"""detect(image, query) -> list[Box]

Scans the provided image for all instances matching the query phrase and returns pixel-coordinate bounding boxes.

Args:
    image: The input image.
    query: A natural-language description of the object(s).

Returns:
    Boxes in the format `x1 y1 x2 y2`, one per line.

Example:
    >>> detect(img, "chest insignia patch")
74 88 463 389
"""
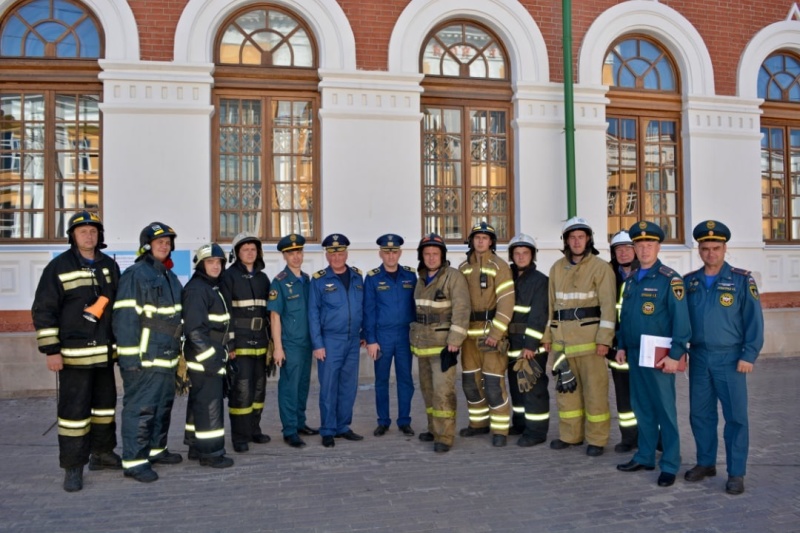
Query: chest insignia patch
720 292 734 307
642 301 655 315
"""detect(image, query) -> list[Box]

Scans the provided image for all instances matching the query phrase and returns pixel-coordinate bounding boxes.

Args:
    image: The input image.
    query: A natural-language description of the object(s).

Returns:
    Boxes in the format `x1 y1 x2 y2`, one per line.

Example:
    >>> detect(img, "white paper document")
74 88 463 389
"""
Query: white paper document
639 334 672 368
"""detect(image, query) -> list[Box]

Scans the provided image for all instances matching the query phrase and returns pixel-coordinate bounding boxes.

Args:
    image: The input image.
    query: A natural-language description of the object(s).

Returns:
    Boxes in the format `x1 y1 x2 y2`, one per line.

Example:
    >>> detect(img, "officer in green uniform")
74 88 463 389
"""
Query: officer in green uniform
268 234 319 448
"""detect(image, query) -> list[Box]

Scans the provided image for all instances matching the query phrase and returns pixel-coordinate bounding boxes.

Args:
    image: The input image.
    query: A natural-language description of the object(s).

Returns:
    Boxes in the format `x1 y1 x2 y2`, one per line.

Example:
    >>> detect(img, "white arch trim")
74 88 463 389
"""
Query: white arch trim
388 0 548 84
174 0 356 70
738 20 800 99
579 0 714 96
0 0 139 60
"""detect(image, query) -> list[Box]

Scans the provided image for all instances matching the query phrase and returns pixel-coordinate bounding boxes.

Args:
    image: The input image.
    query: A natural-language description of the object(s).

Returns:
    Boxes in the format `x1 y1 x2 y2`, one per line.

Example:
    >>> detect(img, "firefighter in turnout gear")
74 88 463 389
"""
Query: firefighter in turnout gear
608 230 640 453
409 234 470 452
458 222 515 447
220 232 271 452
543 217 616 456
183 243 234 468
32 211 121 492
506 233 550 447
113 222 184 483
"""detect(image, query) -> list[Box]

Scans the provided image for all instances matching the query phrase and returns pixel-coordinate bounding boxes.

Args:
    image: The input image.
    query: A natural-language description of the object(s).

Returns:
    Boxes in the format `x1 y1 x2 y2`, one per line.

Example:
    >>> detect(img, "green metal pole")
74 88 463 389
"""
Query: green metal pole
562 0 577 218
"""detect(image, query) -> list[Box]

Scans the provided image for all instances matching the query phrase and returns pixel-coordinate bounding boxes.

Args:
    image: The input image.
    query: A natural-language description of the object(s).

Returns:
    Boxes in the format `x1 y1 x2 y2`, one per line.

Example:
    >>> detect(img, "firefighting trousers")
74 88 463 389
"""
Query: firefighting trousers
185 370 226 458
278 343 313 437
317 335 360 437
629 351 681 474
689 349 749 477
56 365 118 468
374 329 414 428
228 355 267 444
417 355 457 446
554 354 610 446
507 351 550 441
609 363 638 446
120 368 176 471
461 335 511 435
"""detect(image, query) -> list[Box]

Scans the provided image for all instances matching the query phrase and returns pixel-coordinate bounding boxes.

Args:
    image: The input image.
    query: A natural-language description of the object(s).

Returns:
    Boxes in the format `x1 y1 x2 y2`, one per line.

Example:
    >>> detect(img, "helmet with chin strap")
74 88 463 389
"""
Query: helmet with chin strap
67 211 106 249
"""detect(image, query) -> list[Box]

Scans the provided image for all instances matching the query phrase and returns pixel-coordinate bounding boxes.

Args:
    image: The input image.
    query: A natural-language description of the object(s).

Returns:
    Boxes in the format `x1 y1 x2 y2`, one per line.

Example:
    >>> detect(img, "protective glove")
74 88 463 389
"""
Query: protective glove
266 354 277 378
223 358 239 399
513 358 543 393
175 354 190 396
552 354 577 394
440 346 459 372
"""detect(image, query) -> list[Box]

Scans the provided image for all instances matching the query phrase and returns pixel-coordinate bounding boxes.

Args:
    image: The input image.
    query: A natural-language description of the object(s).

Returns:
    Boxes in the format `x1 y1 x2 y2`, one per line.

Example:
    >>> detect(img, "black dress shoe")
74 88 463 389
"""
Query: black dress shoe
726 476 744 495
517 435 546 447
283 434 306 448
684 465 717 482
433 442 450 453
616 460 655 472
418 432 434 442
657 472 676 487
459 426 490 437
233 442 249 453
492 435 507 447
550 439 583 450
298 425 320 436
399 425 415 436
335 430 364 441
322 436 335 448
373 425 389 437
252 433 271 444
614 442 636 453
586 445 604 457
124 466 158 483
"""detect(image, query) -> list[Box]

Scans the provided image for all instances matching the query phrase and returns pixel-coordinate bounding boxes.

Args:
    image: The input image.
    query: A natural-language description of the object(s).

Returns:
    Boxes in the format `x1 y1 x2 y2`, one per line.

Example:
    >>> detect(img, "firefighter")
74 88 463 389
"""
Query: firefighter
457 221 515 447
308 234 365 447
608 230 640 453
220 232 271 452
410 233 470 452
363 234 417 437
542 217 616 457
113 222 184 483
32 211 121 492
506 233 550 447
182 243 234 468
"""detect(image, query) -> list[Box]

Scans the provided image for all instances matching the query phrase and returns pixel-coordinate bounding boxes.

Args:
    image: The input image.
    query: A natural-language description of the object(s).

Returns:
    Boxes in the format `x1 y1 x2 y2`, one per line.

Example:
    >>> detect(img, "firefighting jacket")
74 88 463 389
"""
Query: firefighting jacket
458 251 515 341
508 266 549 354
182 270 232 376
32 247 120 367
220 260 270 356
409 265 470 356
113 254 183 373
542 253 617 357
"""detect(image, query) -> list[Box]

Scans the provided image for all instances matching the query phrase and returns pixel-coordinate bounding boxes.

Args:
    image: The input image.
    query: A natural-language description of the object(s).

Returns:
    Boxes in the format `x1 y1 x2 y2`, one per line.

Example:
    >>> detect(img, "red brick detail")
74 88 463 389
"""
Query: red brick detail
760 292 800 309
128 0 186 61
0 311 34 333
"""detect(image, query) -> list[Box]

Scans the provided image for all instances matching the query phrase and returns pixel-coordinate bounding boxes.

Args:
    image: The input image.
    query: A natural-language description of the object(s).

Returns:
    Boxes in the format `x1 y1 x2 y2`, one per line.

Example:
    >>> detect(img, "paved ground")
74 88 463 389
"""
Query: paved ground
0 356 798 533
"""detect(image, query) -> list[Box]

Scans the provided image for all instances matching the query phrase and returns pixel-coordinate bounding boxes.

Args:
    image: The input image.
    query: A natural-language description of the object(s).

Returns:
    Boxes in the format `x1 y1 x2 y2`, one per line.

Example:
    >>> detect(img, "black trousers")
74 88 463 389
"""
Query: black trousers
610 365 638 446
228 355 267 444
507 351 550 441
185 371 226 458
121 368 175 471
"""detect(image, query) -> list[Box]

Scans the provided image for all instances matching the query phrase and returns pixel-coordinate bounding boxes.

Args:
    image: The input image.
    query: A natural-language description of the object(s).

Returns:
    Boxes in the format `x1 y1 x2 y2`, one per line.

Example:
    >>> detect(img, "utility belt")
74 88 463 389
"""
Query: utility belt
552 306 601 321
141 316 183 339
416 312 451 325
234 317 267 331
469 308 495 322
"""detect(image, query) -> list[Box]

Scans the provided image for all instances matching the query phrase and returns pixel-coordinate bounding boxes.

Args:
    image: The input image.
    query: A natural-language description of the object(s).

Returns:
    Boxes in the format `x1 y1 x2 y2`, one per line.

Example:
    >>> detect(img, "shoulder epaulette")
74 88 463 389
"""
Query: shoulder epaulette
313 269 327 279
368 267 380 276
403 265 416 273
730 266 752 277
275 271 287 281
350 266 362 275
683 268 702 279
658 265 679 278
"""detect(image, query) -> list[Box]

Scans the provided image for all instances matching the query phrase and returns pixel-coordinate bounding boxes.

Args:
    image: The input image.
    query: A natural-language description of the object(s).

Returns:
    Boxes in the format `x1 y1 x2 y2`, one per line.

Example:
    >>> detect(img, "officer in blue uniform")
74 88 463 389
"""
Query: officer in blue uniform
309 234 365 447
615 221 691 488
683 220 764 495
268 234 319 449
363 234 417 437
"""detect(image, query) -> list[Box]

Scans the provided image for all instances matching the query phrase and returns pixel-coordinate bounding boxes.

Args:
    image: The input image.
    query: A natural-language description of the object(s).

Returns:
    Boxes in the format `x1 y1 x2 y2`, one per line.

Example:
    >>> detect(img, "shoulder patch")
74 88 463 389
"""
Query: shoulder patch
313 269 327 279
368 268 380 276
351 266 363 275
275 271 287 280
268 289 278 301
748 277 759 300
403 265 416 273
731 266 752 277
658 265 678 278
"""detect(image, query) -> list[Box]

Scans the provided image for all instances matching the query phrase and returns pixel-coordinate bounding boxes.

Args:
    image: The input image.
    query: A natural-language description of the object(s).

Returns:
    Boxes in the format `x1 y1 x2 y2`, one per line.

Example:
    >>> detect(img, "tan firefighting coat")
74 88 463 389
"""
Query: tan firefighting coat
458 251 515 341
409 265 470 355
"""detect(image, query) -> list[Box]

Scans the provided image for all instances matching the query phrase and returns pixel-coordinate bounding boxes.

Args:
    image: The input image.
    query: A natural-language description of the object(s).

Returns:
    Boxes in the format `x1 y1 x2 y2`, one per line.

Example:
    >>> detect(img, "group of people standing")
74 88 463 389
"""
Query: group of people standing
32 213 763 497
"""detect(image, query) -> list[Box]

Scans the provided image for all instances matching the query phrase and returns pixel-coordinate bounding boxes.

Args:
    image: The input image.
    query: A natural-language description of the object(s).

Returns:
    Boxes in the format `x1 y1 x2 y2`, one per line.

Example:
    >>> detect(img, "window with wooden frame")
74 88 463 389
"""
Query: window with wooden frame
212 5 319 243
604 36 682 243
0 0 102 241
758 51 800 243
420 20 513 243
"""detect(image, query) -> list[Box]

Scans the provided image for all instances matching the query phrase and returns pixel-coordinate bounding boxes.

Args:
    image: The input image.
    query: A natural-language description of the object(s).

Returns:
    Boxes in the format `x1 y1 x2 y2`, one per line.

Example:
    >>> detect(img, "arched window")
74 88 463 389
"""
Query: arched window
0 0 103 241
212 5 319 242
758 52 800 243
604 36 682 242
420 21 512 242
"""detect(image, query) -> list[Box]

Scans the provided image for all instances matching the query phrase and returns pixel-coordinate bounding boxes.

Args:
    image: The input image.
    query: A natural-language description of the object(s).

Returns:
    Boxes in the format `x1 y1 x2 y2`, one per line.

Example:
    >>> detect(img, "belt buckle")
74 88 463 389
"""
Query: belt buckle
251 317 264 330
417 314 428 325
571 308 580 320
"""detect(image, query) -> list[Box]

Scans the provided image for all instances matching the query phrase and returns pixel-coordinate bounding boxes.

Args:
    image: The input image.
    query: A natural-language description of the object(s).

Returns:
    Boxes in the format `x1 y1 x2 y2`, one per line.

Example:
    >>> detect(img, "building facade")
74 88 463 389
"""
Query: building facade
1 0 800 327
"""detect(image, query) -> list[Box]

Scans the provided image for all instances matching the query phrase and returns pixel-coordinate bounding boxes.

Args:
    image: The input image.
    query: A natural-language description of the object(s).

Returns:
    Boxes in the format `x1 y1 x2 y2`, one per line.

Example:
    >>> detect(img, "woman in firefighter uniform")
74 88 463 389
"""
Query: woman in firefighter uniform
458 222 515 447
506 234 550 447
182 243 234 468
410 234 470 453
220 232 271 452
32 211 121 492
113 222 184 483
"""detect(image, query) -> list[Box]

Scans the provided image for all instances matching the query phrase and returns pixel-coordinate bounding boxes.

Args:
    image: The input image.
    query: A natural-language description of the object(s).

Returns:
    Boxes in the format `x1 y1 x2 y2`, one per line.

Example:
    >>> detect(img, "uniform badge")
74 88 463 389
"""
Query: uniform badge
642 302 655 315
324 283 336 292
706 221 716 229
268 289 278 301
749 279 759 300
670 278 684 300
720 293 734 307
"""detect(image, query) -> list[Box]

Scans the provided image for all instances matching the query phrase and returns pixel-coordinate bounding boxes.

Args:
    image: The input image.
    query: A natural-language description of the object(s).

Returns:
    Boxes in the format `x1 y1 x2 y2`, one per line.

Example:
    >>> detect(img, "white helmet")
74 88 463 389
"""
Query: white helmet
610 230 634 249
508 233 537 262
561 216 593 238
